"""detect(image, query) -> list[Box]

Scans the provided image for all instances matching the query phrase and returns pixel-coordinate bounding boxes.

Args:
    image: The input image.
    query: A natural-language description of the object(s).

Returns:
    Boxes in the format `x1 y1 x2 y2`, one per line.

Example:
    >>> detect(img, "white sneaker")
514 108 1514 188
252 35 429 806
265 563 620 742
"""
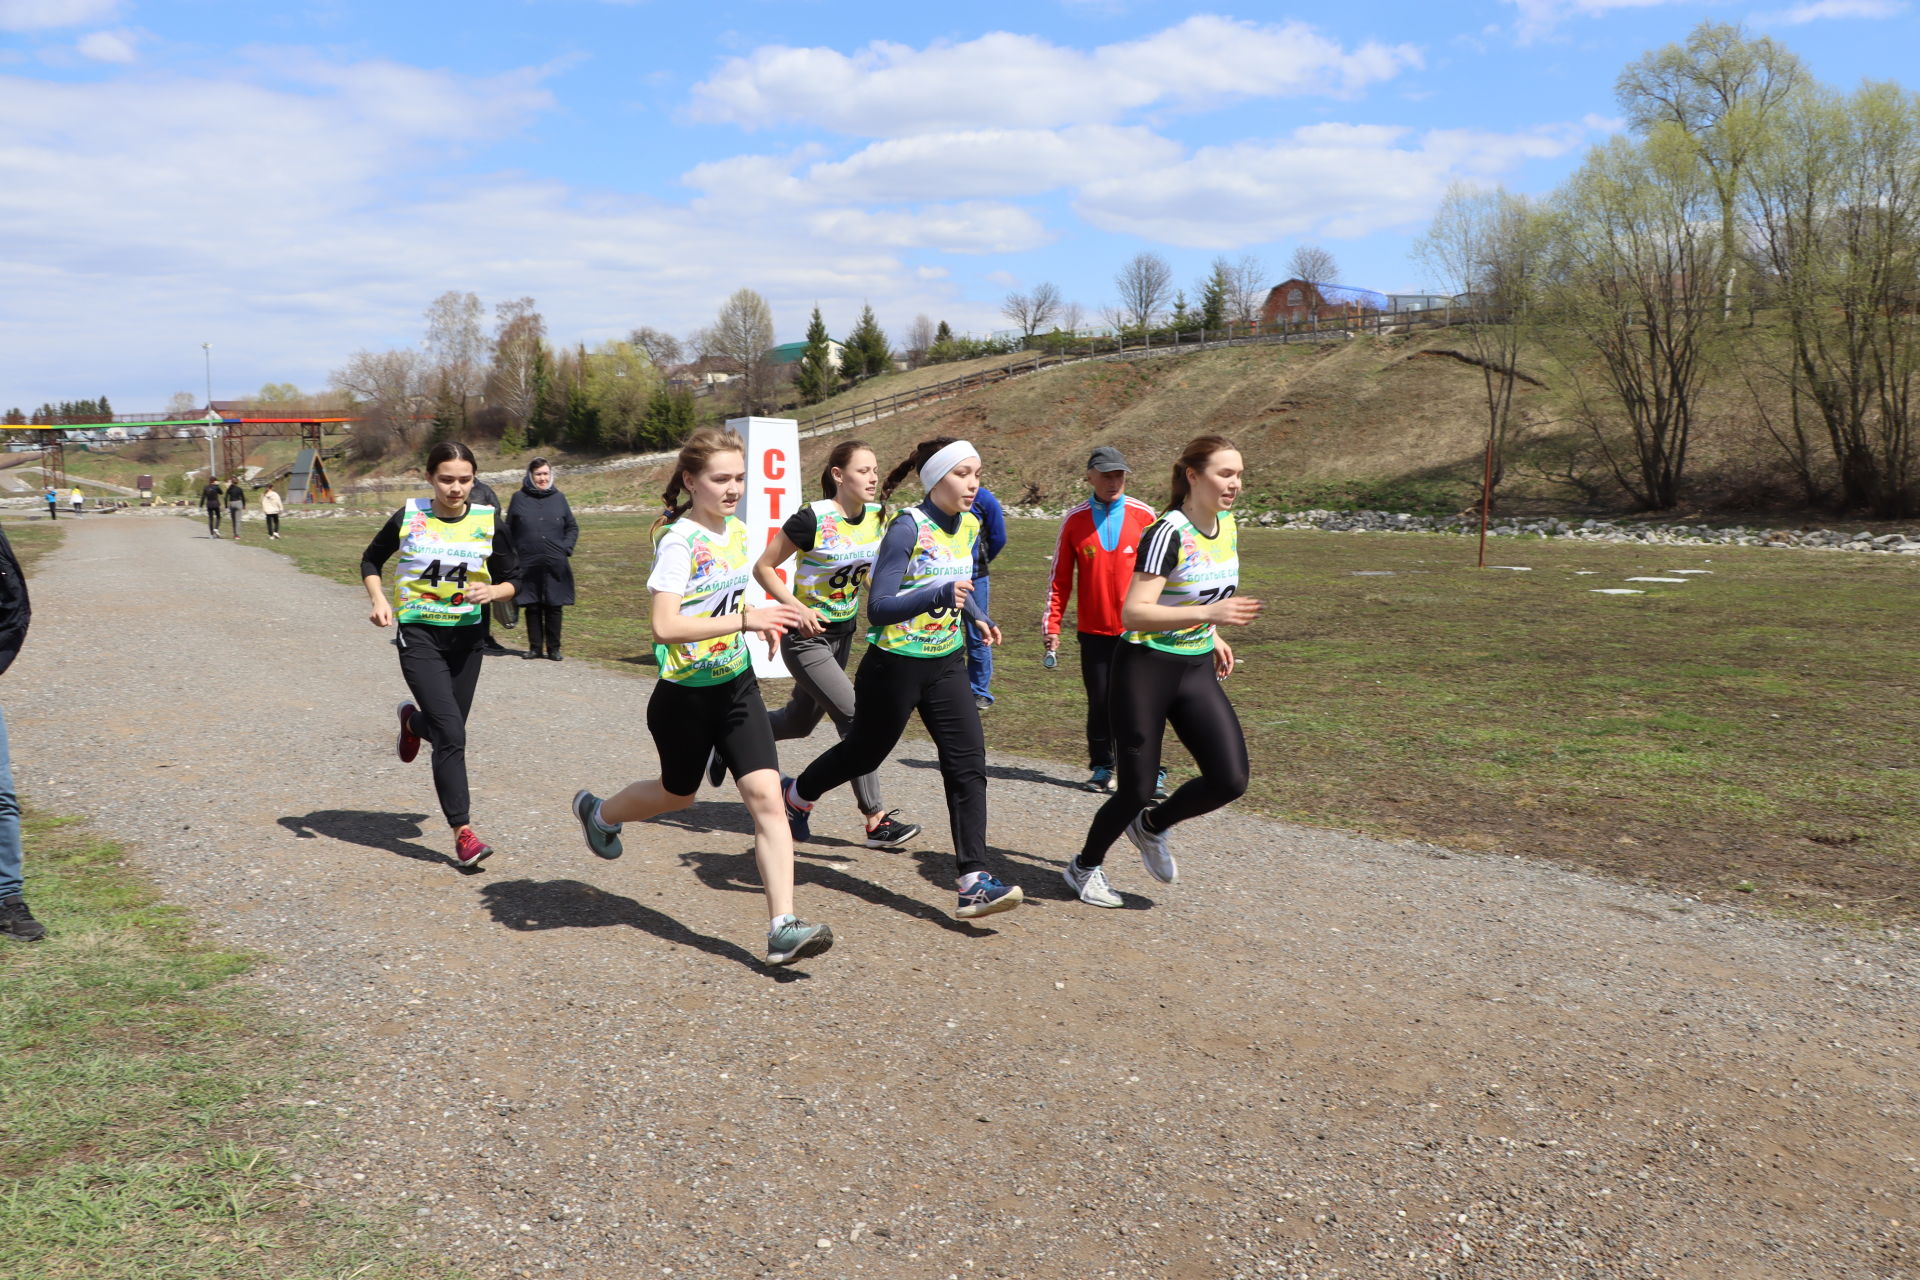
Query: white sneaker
1062 860 1123 908
1125 810 1178 884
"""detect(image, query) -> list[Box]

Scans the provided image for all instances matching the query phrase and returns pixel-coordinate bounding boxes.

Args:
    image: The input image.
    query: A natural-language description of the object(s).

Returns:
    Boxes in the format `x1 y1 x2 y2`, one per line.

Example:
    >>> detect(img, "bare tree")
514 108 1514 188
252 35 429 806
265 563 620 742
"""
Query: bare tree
1223 254 1267 326
1001 282 1062 337
1287 244 1339 283
905 314 937 367
1114 252 1173 331
331 348 425 460
1057 300 1086 335
423 291 488 427
629 326 684 367
487 298 546 439
706 287 777 414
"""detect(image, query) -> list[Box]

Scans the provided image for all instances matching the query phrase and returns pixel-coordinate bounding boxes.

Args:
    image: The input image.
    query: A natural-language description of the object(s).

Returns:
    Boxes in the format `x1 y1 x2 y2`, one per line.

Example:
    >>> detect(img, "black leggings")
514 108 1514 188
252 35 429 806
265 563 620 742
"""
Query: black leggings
397 623 485 828
1078 630 1122 769
796 646 989 876
1078 643 1249 866
524 604 564 656
265 514 280 536
206 507 221 535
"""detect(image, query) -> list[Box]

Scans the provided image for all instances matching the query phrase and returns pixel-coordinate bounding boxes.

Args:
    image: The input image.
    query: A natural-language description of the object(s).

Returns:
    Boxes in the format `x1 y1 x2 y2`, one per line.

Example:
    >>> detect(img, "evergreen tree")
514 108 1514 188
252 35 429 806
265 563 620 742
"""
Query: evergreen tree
1199 263 1229 330
98 396 113 421
845 304 892 379
641 385 697 448
529 341 557 446
565 373 600 450
794 306 839 405
2 409 22 426
935 320 953 343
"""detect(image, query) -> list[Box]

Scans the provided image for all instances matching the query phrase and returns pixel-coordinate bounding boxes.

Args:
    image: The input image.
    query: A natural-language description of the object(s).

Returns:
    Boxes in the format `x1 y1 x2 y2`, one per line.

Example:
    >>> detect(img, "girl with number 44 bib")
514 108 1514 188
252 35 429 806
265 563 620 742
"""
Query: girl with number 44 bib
1065 436 1262 909
361 441 520 869
569 427 834 969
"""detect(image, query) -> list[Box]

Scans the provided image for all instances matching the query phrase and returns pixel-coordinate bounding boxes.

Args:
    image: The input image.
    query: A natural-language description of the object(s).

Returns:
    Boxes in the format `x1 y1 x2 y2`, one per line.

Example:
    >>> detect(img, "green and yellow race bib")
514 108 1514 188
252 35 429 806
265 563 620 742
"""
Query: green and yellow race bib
793 500 882 624
1124 510 1238 657
868 508 978 659
395 499 494 626
653 516 752 686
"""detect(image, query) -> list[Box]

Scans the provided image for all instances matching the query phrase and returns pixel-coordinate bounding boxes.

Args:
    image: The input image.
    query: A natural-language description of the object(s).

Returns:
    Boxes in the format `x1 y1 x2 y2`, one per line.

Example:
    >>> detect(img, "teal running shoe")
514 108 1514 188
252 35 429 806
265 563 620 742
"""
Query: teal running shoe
572 789 623 860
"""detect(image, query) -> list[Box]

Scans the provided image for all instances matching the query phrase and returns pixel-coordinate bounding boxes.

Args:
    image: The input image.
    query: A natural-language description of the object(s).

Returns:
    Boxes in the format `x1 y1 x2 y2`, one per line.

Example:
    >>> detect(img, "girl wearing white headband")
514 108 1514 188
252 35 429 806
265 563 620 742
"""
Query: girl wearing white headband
781 436 1025 920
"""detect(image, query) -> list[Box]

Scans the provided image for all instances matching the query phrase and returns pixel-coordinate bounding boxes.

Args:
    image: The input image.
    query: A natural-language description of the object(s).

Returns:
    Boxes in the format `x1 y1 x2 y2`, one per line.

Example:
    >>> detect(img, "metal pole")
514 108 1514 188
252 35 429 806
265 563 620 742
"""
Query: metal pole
202 343 216 477
1477 431 1494 569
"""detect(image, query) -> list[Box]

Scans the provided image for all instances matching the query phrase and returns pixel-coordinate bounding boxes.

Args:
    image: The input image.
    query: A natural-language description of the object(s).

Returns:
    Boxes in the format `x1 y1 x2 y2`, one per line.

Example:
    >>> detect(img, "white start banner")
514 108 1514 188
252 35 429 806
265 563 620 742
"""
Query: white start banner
729 415 800 679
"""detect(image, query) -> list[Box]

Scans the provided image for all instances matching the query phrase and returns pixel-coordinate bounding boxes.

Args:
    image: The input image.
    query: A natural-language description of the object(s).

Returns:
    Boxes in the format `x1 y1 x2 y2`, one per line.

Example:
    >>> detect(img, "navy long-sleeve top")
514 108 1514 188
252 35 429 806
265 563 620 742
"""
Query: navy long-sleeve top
971 486 1007 578
867 500 994 631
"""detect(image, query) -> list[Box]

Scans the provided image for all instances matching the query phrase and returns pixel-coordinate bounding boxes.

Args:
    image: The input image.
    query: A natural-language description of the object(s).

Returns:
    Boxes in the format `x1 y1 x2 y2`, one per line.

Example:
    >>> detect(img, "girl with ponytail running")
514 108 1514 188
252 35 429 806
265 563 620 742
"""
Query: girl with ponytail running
1064 435 1263 908
750 440 923 851
568 427 834 968
780 437 1024 921
361 441 520 869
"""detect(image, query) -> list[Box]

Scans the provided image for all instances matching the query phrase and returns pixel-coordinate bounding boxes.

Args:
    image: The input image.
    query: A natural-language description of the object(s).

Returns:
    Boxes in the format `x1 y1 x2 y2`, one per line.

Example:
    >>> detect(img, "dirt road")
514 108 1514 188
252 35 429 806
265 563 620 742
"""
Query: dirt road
12 516 1919 1279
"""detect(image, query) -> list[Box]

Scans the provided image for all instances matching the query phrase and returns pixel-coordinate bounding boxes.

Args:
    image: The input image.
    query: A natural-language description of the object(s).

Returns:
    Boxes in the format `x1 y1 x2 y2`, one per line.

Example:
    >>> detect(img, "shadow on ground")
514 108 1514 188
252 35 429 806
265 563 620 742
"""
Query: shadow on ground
676 845 1004 936
277 809 477 873
476 878 810 979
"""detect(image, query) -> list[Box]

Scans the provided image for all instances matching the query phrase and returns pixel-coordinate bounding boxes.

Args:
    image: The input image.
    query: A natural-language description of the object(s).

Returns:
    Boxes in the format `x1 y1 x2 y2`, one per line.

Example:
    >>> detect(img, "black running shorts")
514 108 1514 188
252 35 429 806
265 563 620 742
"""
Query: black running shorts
647 669 779 796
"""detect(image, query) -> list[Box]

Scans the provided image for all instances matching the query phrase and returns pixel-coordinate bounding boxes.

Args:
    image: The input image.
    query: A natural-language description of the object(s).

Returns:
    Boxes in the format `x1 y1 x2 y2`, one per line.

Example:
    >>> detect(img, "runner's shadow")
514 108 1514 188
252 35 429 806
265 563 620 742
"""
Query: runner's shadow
900 841 1157 911
677 847 1000 936
653 800 864 849
277 809 473 873
476 878 807 979
897 757 1088 792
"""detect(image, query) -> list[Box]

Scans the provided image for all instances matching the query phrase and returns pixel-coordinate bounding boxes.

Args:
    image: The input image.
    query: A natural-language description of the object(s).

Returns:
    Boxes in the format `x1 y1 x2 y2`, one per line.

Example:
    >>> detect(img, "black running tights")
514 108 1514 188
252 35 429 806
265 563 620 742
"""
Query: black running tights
1078 642 1249 866
796 646 988 876
397 623 485 828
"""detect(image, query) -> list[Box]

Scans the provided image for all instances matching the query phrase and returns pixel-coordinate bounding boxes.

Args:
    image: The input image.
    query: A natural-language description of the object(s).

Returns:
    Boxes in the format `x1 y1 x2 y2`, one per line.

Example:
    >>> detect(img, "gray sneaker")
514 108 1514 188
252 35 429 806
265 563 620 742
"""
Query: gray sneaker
767 918 834 966
1124 810 1178 884
1062 860 1124 908
572 789 623 860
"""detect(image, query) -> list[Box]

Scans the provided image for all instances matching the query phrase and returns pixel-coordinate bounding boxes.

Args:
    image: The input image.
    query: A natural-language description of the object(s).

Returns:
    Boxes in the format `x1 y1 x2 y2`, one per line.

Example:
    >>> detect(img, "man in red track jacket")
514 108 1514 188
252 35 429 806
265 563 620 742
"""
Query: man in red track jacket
1043 446 1158 792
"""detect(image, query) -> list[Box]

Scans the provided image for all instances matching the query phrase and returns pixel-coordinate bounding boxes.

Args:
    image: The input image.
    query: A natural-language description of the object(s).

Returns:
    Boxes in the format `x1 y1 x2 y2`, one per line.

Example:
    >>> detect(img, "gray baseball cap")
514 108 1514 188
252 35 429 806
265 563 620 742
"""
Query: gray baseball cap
1087 446 1131 473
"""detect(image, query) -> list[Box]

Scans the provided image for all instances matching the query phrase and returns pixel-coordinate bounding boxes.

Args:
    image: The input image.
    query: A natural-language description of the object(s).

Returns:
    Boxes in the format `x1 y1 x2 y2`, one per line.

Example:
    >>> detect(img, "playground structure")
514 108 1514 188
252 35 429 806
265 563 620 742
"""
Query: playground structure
11 414 351 503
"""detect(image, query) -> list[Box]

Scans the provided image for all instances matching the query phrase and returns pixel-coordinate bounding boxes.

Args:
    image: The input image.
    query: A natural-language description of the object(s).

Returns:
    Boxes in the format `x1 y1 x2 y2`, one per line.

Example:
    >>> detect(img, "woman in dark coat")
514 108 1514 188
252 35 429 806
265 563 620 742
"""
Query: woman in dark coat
504 458 579 660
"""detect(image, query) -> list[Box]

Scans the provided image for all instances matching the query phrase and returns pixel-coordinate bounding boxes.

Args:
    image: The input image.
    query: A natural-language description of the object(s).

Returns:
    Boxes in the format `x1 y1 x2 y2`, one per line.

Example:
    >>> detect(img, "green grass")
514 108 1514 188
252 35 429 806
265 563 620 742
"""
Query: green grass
0 812 467 1280
270 512 1920 925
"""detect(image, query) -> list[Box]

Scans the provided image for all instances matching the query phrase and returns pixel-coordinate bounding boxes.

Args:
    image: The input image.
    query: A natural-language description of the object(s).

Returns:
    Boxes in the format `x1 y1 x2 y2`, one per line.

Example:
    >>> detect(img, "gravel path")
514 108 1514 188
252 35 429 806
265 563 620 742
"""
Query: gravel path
13 518 1920 1279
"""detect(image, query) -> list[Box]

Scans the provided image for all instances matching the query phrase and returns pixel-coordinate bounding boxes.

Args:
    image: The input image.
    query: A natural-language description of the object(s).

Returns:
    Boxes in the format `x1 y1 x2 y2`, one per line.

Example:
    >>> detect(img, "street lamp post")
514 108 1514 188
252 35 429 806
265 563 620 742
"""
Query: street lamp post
201 343 216 476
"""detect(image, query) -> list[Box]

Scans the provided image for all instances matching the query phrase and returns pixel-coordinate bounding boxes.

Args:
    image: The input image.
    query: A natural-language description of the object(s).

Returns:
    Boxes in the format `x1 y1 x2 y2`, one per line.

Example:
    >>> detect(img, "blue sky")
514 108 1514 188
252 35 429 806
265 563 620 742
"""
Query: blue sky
2 0 1915 409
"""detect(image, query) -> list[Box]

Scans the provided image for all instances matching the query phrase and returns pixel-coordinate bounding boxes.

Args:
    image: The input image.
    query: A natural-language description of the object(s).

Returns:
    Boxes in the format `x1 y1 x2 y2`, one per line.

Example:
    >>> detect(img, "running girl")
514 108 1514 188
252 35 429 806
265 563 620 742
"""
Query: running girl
781 437 1024 921
569 427 833 968
750 440 923 851
360 441 519 869
1064 435 1262 908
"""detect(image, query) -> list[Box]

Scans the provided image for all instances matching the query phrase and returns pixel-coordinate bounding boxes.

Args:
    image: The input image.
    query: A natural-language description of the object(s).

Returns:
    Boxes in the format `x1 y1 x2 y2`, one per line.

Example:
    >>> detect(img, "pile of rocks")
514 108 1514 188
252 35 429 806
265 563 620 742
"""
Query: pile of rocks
996 504 1920 554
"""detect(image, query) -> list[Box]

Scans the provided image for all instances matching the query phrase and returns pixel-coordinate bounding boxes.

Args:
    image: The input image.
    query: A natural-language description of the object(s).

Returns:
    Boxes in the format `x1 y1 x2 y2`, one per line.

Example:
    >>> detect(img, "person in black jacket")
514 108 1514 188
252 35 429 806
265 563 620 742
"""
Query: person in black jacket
201 479 224 537
224 478 246 540
0 525 41 940
503 458 579 660
469 475 513 657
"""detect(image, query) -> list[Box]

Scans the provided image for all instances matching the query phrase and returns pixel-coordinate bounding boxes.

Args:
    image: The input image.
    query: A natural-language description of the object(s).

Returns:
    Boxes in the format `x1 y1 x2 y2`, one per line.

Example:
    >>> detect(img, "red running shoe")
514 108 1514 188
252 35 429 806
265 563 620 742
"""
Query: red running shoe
395 701 421 764
453 827 492 868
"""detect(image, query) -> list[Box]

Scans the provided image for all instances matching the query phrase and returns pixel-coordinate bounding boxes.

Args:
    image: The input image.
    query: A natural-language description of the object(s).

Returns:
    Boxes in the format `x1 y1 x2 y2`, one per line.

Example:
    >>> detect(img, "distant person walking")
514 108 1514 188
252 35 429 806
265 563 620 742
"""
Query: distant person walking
964 482 1007 709
261 485 284 539
1065 435 1261 909
0 522 41 941
360 441 519 868
1043 446 1158 794
69 487 83 516
42 485 57 521
503 458 578 661
200 479 224 537
224 479 245 539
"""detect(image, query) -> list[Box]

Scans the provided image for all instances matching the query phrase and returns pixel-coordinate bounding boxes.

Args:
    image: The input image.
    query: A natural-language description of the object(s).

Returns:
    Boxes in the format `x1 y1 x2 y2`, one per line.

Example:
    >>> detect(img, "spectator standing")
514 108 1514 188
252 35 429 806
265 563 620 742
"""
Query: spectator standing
69 487 83 516
1044 446 1158 793
261 485 284 538
200 478 224 537
0 522 41 940
223 478 245 539
43 485 57 521
964 483 1007 709
503 458 578 661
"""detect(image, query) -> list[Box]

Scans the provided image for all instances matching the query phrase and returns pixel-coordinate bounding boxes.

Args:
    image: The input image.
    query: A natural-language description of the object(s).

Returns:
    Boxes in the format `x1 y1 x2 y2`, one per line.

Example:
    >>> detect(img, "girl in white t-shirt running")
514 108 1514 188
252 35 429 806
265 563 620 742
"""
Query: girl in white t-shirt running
568 427 833 968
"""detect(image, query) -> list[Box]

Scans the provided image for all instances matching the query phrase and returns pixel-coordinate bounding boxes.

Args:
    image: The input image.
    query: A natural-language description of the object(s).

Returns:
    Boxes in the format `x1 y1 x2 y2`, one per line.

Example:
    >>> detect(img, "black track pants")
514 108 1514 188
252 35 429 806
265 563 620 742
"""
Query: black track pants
525 604 563 657
796 646 988 876
1078 643 1249 867
1078 630 1122 769
397 623 486 828
205 507 220 535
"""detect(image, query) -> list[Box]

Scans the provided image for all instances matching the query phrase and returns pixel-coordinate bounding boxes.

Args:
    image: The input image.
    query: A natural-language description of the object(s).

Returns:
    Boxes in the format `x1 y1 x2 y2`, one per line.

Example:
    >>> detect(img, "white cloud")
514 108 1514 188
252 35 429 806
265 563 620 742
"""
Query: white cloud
74 26 136 62
807 203 1052 254
0 0 119 31
1075 120 1596 248
1757 0 1907 23
688 16 1420 136
1503 0 1688 43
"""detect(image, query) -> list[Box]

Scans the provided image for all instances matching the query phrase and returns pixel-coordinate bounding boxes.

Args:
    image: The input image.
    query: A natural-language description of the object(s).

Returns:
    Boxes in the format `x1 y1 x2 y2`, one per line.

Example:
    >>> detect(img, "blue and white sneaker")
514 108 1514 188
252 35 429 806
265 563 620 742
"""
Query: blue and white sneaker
1152 768 1170 800
956 873 1024 920
781 777 812 844
766 917 834 967
1084 766 1113 793
572 789 623 861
